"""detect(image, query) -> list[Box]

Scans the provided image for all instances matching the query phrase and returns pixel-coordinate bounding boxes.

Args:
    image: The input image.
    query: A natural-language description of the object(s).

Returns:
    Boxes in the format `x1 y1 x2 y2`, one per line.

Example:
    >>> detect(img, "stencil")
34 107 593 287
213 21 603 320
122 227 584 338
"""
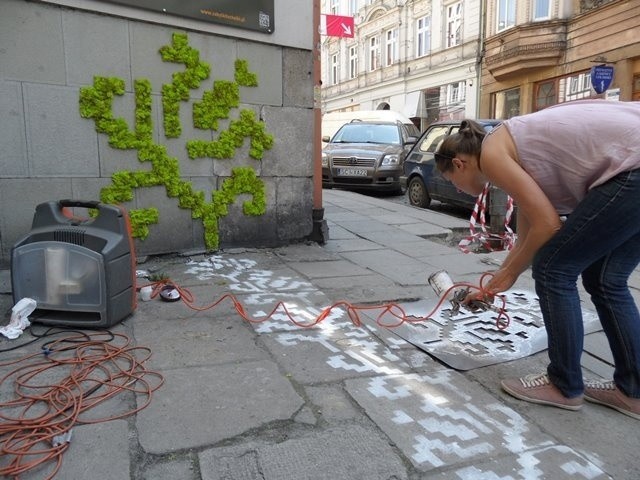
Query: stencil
384 290 602 370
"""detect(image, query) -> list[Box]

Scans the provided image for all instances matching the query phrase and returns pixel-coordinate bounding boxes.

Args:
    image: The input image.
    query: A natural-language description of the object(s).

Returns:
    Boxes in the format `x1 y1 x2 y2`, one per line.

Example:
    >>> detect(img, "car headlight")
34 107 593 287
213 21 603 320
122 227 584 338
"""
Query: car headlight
321 152 329 167
380 154 400 168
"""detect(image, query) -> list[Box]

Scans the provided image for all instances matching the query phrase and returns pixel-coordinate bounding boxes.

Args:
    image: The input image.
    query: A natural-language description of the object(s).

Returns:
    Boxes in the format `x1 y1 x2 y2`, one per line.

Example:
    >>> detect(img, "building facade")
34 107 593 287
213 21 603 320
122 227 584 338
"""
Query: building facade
481 0 640 118
0 0 315 267
321 0 485 130
322 0 640 126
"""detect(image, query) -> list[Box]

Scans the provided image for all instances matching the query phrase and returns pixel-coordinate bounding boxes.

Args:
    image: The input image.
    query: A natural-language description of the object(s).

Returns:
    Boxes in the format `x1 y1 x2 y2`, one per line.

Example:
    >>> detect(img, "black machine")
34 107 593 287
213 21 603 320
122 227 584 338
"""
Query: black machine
11 200 136 328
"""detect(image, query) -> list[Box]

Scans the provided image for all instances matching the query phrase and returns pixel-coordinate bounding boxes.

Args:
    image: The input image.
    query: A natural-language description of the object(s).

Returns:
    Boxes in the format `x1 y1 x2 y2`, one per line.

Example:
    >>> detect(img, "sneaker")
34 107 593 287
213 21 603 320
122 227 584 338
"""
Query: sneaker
584 380 640 420
501 373 583 411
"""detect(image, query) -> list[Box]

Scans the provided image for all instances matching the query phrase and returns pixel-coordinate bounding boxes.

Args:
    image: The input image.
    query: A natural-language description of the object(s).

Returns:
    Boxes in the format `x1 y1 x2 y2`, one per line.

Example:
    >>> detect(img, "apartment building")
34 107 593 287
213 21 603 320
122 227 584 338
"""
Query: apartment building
321 0 484 130
322 0 640 127
481 0 640 118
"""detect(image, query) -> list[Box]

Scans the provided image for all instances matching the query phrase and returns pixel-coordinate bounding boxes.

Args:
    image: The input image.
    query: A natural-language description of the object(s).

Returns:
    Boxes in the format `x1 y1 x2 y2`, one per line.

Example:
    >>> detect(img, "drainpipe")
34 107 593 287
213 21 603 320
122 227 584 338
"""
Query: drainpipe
475 0 486 118
310 0 329 243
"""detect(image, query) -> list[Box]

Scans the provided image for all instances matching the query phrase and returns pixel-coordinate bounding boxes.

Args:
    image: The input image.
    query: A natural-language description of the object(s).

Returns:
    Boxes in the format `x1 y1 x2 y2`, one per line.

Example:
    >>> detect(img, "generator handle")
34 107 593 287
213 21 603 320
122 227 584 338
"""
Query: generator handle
58 199 101 209
30 199 126 232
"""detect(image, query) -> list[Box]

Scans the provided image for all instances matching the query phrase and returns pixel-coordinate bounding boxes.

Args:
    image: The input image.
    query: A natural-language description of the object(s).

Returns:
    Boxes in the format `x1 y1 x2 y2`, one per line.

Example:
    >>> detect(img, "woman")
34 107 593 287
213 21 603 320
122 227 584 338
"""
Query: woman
435 99 640 419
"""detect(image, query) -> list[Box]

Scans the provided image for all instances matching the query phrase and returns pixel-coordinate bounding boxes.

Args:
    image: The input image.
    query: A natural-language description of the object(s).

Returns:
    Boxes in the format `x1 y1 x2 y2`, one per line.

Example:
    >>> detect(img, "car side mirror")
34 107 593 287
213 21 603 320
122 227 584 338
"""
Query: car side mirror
322 135 331 143
404 136 418 145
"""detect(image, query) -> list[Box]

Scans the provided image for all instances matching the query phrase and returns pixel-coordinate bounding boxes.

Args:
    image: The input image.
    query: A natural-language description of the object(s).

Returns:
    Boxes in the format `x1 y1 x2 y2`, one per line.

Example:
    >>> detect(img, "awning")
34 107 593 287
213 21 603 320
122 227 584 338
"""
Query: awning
402 91 423 118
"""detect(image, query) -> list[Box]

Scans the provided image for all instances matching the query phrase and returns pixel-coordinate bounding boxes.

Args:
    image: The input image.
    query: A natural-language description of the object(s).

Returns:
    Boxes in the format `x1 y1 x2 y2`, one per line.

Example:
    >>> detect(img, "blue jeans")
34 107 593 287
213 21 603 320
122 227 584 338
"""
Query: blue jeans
532 169 640 399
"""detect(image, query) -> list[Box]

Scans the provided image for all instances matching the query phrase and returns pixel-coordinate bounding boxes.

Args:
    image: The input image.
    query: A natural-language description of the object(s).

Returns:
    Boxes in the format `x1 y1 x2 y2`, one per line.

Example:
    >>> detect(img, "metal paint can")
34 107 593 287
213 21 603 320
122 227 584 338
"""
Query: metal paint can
428 270 455 298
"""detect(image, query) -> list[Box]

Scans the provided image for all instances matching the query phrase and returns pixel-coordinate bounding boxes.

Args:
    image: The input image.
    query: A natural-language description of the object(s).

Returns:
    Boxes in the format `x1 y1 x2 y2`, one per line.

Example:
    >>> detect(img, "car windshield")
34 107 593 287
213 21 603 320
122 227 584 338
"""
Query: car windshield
332 124 400 145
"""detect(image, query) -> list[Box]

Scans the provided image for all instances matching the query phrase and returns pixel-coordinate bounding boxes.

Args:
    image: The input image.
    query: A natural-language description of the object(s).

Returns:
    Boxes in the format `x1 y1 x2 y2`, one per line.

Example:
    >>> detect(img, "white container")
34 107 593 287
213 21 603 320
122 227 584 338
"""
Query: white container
140 286 153 302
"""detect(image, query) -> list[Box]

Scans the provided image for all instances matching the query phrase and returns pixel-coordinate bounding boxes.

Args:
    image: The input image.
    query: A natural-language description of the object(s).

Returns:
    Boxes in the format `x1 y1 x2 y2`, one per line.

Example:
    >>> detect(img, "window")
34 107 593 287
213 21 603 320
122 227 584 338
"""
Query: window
349 45 358 79
493 88 520 119
497 0 516 32
330 0 339 15
533 0 550 20
331 53 339 85
564 72 592 101
416 16 431 57
447 81 465 104
349 0 358 16
535 80 556 111
446 2 462 48
368 36 380 71
333 123 401 145
418 126 451 153
385 29 398 66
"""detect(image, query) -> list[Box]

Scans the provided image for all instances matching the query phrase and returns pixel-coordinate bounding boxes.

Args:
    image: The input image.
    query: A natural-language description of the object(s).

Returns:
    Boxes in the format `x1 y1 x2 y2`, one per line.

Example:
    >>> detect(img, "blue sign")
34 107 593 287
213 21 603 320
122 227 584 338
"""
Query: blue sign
591 65 614 94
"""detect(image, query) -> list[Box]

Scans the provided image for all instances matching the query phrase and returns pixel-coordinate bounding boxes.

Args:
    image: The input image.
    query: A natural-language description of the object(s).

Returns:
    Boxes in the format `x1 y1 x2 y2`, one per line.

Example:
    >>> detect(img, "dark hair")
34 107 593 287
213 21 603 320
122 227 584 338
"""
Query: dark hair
434 119 487 172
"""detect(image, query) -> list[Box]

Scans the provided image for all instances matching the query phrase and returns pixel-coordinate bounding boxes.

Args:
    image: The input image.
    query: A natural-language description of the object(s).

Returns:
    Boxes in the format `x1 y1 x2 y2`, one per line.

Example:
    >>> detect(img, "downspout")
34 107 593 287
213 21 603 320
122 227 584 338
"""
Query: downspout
310 0 329 243
476 0 487 117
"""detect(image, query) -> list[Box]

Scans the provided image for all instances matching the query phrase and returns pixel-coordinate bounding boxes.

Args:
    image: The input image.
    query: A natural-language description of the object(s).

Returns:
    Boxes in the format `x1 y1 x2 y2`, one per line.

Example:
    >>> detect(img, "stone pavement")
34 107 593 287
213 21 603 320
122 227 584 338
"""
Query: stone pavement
1 188 639 479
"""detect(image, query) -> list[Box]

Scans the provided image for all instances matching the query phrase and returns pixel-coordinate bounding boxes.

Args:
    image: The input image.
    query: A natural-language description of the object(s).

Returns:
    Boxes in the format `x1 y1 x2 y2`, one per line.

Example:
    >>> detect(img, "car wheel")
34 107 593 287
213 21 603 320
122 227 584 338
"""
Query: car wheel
407 177 431 208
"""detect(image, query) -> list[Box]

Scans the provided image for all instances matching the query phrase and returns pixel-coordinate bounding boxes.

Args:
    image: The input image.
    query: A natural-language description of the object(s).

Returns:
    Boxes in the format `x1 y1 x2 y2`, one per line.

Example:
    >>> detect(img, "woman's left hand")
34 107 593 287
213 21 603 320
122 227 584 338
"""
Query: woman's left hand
484 268 518 295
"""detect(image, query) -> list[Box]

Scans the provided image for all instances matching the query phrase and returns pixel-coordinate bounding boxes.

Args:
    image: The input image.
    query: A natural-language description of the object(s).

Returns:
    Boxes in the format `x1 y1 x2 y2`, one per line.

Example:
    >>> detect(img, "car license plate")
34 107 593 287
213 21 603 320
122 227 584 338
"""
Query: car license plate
337 168 367 176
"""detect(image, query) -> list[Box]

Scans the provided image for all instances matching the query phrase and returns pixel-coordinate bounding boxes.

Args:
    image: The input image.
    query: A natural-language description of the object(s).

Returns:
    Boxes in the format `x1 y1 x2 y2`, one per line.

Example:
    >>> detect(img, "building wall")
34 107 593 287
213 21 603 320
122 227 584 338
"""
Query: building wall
480 0 640 117
320 0 484 130
0 0 314 267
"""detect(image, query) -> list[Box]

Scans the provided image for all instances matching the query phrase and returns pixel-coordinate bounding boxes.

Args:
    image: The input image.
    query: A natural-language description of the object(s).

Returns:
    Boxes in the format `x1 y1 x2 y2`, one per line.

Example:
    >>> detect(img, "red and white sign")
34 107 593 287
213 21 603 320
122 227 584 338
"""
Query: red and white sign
320 14 354 38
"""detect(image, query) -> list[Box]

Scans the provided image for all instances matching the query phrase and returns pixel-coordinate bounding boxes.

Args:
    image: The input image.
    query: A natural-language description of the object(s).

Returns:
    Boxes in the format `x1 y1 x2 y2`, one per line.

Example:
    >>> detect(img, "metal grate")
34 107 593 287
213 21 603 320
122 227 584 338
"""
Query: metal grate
333 157 376 167
53 228 86 246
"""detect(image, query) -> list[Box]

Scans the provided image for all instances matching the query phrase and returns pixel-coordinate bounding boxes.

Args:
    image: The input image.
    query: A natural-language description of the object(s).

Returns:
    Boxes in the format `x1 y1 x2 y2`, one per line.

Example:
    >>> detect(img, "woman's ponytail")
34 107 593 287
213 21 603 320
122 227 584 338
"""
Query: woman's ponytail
435 119 486 172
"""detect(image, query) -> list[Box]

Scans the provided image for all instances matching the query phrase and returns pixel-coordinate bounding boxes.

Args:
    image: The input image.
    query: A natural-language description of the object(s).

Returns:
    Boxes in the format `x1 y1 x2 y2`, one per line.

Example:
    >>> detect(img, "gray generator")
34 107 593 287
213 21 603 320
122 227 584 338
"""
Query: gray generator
11 200 136 328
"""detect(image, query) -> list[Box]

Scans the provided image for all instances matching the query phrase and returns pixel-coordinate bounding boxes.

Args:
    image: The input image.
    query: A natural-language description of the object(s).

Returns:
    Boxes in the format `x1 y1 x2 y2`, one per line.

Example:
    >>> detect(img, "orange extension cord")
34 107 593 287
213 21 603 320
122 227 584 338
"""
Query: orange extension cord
140 271 511 330
0 273 508 479
0 331 164 479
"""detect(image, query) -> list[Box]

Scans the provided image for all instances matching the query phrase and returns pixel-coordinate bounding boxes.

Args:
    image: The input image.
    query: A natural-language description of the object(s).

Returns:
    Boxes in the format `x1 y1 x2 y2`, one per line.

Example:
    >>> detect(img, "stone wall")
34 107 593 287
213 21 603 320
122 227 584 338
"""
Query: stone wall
0 0 314 267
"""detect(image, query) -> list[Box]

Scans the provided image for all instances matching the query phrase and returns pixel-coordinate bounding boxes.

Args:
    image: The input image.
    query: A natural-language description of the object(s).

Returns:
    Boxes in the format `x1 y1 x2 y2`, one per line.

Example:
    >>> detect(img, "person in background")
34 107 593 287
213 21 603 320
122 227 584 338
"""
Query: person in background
434 100 640 419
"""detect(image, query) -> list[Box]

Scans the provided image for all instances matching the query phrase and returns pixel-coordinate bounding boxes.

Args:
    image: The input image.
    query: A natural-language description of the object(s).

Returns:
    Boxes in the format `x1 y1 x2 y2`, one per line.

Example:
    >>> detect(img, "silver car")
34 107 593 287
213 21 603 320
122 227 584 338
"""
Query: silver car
322 120 419 194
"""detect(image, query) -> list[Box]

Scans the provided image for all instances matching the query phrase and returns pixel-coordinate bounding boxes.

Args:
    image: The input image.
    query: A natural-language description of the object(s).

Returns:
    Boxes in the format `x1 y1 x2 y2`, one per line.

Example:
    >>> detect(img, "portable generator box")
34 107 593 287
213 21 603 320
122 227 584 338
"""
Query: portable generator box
11 200 136 328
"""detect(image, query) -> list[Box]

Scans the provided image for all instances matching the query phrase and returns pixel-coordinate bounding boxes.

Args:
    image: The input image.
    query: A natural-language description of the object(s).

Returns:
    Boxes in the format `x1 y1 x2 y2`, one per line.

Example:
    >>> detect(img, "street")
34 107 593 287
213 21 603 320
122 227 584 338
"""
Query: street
339 188 475 221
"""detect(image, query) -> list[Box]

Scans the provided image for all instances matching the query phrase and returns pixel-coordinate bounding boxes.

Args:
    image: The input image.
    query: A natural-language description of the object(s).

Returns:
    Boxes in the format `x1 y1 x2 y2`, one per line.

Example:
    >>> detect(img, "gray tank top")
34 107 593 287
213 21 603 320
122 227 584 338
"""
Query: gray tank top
500 100 640 214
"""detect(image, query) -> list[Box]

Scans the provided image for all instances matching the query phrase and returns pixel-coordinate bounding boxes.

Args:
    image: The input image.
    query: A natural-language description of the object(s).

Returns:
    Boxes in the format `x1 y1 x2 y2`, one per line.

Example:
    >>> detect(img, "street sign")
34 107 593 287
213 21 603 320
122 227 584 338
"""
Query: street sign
101 0 274 34
320 14 355 38
591 64 614 94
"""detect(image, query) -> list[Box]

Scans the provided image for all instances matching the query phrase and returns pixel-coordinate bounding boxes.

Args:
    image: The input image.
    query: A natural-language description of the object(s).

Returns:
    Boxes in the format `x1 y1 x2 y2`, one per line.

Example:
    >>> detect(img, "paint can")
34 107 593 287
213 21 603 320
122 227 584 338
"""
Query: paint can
428 270 455 298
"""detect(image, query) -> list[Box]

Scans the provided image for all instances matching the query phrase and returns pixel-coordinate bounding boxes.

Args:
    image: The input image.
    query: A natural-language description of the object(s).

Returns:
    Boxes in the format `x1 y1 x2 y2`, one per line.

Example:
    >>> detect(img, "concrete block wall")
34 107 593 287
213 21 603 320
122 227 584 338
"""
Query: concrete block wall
0 0 314 267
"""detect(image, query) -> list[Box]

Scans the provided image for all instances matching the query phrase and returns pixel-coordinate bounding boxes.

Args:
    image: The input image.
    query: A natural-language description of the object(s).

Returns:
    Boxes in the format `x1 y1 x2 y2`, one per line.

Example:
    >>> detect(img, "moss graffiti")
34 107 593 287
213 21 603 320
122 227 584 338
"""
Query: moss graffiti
79 32 273 249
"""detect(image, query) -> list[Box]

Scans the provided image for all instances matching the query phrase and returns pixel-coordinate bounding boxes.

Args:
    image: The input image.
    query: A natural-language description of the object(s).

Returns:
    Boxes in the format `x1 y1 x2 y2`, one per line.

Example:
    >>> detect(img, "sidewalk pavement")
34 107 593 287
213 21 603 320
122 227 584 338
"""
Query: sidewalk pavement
1 188 638 480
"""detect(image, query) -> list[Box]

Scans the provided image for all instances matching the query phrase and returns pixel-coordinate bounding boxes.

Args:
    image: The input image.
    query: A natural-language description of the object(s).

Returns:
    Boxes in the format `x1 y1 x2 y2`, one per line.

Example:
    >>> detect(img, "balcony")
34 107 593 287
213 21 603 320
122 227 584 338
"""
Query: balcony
484 20 567 80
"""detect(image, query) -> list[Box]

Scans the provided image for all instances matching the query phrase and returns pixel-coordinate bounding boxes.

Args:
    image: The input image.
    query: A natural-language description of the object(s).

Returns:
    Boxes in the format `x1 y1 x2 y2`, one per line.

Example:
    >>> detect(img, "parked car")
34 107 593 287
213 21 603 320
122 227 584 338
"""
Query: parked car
321 110 418 144
401 119 502 209
322 120 420 194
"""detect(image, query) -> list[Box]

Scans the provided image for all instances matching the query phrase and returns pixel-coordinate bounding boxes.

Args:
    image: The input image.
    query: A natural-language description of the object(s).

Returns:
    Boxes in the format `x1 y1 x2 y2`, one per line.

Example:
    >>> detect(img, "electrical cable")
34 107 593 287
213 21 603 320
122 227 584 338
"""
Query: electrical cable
0 331 164 480
137 271 510 331
0 273 507 478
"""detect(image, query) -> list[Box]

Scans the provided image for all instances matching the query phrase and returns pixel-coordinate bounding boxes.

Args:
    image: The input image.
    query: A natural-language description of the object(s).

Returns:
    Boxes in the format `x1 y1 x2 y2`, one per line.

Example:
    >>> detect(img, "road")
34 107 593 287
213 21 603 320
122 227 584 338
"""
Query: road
349 189 474 221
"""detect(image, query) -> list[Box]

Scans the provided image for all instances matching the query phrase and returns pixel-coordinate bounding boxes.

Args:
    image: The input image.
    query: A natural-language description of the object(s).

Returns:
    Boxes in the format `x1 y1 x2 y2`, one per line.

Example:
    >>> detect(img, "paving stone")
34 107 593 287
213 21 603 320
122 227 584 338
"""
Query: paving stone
136 361 303 454
198 425 408 480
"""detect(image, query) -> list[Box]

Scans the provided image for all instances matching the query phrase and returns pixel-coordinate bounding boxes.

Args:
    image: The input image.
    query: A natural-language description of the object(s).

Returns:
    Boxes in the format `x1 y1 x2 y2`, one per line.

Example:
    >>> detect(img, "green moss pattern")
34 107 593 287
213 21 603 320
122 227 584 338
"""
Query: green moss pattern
79 32 273 250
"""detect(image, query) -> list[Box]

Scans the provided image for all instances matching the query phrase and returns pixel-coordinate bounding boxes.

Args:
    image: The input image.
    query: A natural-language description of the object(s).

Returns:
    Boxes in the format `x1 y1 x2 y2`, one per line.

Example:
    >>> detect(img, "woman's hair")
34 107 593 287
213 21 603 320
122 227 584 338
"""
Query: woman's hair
434 119 486 172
